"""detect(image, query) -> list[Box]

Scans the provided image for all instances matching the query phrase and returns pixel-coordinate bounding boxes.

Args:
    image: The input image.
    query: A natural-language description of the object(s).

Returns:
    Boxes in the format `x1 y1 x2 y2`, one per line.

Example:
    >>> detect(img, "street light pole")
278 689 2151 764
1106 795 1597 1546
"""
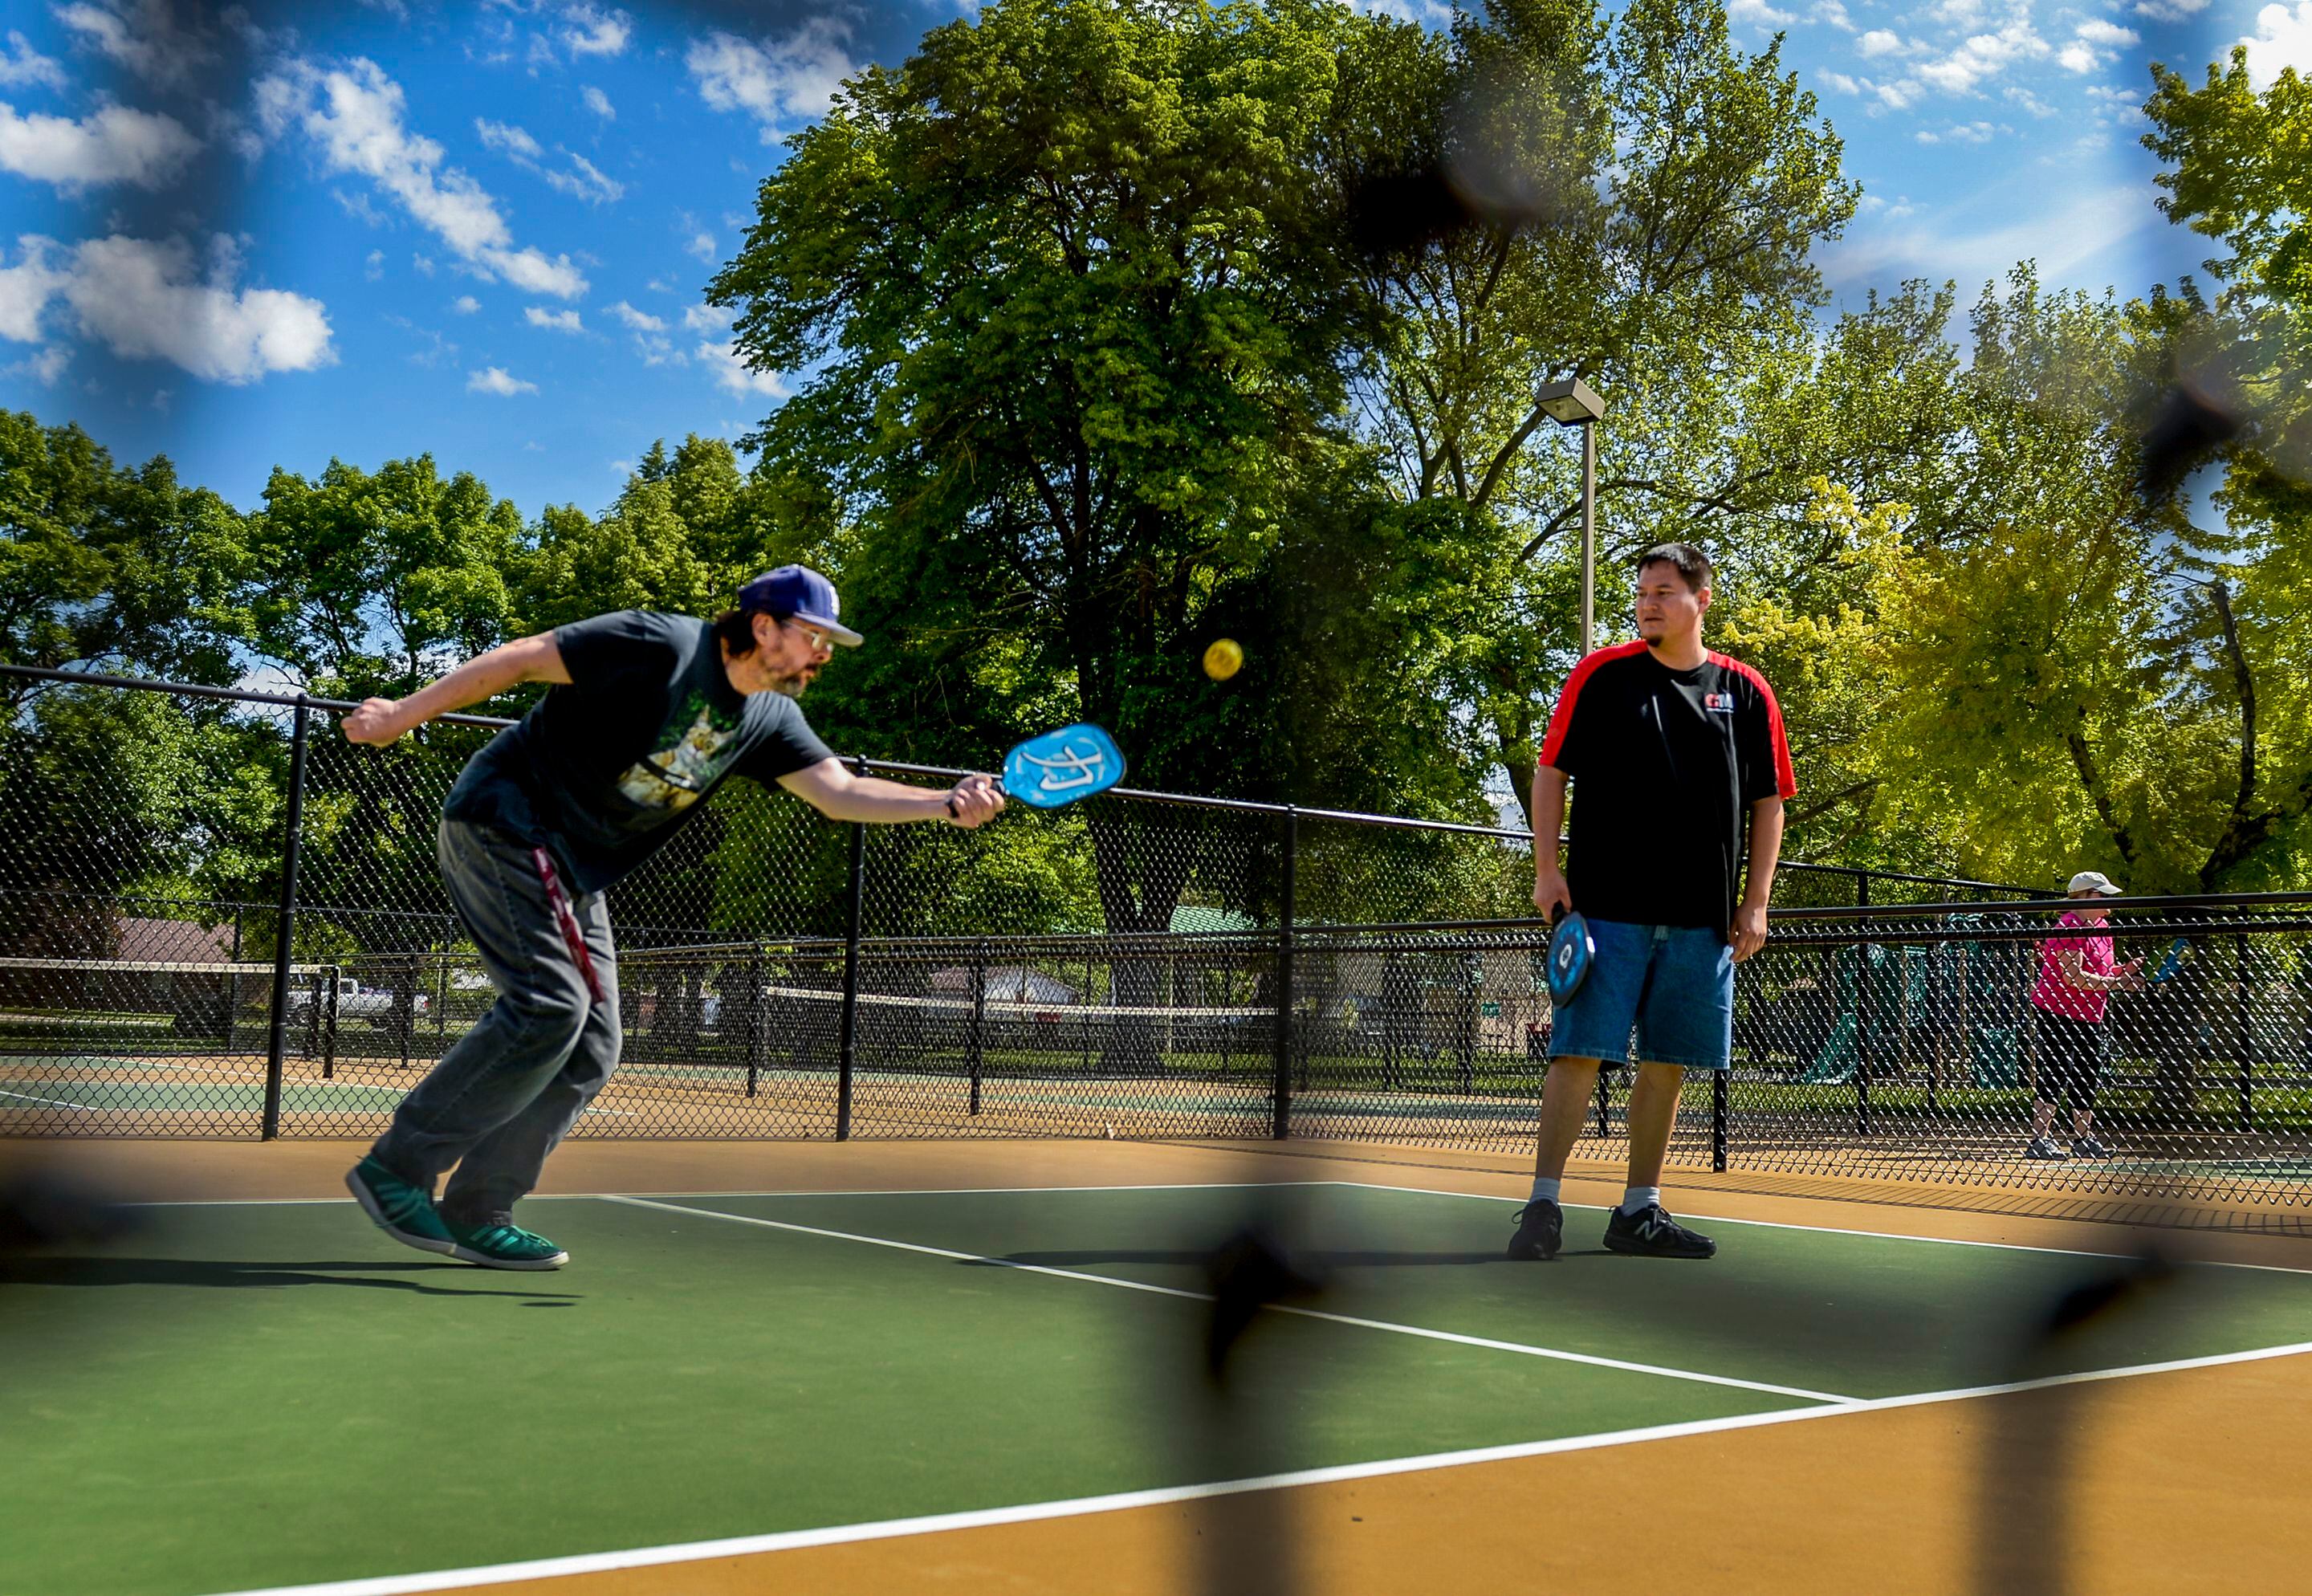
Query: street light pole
1581 413 1596 656
1537 377 1606 658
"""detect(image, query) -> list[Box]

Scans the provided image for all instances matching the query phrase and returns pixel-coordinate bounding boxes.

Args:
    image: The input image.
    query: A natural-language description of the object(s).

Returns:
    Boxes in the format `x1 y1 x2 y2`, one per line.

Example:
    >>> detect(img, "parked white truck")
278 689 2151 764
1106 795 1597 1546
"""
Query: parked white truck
284 977 429 1025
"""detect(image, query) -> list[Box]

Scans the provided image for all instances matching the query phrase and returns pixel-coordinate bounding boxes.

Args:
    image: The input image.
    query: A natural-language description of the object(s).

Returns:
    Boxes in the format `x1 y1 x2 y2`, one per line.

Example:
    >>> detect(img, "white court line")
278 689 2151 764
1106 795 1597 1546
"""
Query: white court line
1321 1179 2312 1276
602 1194 1852 1404
127 1181 1329 1210
204 1334 2312 1596
0 1086 101 1110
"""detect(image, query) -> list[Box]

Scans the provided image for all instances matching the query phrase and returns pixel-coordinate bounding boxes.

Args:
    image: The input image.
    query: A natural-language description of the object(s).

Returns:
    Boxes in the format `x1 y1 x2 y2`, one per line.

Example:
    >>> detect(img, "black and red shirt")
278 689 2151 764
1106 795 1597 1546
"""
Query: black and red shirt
1540 641 1797 934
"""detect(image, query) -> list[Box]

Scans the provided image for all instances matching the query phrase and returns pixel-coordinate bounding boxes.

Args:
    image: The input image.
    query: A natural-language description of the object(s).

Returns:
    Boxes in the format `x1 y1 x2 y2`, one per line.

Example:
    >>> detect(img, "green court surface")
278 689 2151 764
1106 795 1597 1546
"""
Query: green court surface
5 1181 2310 1596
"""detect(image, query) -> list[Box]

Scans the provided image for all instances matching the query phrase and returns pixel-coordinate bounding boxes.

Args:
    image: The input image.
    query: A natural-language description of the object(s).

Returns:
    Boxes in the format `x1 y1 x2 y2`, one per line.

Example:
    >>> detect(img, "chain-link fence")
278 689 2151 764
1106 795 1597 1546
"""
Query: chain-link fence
3 666 2304 1222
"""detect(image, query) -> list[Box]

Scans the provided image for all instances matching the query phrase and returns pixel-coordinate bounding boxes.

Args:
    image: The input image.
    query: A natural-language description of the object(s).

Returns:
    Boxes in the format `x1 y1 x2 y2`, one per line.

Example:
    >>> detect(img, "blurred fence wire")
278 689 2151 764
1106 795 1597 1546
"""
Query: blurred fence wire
2 666 2306 1228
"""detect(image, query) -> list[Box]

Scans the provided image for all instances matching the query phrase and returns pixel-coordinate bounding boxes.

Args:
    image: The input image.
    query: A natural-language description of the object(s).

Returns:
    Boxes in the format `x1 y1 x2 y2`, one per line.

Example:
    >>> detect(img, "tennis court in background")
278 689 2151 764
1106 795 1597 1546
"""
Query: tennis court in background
7 1154 2312 1596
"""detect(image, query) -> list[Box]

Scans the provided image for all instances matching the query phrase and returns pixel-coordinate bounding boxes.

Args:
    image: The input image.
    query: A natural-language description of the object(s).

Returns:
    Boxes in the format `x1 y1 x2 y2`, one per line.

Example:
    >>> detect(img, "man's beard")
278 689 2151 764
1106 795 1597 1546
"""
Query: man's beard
769 667 815 699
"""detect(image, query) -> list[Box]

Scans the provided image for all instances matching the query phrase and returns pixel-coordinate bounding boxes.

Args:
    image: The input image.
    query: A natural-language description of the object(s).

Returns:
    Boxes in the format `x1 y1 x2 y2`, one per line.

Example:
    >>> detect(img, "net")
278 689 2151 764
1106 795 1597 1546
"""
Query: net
0 959 338 1057
676 981 1276 1079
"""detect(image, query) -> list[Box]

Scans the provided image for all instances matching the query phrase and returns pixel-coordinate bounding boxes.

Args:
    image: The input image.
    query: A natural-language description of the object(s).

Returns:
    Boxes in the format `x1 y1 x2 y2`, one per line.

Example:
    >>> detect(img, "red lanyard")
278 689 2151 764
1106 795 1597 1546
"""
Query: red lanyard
531 847 608 1005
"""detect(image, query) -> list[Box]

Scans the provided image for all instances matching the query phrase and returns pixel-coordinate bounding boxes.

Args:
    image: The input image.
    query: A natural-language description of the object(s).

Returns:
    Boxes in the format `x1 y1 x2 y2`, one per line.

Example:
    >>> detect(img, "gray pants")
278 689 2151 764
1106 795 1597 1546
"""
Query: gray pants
371 819 620 1224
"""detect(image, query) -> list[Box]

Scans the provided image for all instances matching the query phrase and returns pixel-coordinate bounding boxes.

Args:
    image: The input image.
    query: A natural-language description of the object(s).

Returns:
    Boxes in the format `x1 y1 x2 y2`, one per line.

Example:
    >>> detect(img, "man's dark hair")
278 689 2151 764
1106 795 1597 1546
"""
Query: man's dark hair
1635 542 1712 593
714 607 782 657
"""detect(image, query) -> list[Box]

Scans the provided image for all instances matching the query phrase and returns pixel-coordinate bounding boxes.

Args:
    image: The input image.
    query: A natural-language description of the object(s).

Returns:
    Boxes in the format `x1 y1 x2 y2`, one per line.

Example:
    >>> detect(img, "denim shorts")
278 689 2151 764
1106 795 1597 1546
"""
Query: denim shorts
1547 919 1734 1071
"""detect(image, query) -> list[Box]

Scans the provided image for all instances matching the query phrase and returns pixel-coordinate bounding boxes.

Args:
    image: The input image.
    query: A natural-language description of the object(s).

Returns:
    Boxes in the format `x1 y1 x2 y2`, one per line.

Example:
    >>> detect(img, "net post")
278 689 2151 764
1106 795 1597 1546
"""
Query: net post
1593 1062 1610 1138
968 939 986 1117
1272 804 1296 1140
835 795 865 1141
1712 1066 1729 1171
321 967 339 1081
261 696 311 1140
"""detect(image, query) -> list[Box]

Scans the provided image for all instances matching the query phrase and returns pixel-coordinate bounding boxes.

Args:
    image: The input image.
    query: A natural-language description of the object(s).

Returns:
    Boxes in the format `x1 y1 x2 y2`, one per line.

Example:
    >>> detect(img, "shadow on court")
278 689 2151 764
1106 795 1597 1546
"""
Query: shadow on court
2 1254 582 1298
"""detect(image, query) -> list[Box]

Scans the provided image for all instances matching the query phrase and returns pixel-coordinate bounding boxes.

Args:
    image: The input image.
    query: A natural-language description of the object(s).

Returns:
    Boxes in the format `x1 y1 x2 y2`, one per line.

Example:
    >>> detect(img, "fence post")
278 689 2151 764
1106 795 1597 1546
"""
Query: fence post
1853 873 1873 1137
2237 933 2253 1129
1272 805 1296 1140
260 698 311 1140
835 799 865 1141
968 939 986 1117
1712 1067 1729 1171
745 947 765 1099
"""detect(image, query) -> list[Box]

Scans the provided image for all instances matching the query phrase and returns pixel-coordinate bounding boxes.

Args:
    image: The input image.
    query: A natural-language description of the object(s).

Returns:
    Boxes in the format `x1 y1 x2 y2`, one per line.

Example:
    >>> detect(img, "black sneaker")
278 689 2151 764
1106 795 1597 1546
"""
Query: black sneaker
1505 1199 1563 1260
2025 1137 2068 1161
1602 1203 1716 1259
2072 1137 2108 1159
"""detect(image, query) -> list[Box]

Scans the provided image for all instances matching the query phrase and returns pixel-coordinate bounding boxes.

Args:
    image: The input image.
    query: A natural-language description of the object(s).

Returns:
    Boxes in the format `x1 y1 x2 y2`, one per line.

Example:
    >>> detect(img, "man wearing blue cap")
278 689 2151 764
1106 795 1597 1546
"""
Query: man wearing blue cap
336 567 1003 1269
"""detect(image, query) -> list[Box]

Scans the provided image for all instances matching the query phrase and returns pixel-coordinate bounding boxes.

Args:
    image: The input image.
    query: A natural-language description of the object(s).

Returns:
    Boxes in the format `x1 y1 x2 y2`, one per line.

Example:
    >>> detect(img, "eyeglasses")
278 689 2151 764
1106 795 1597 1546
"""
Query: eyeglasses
783 620 832 653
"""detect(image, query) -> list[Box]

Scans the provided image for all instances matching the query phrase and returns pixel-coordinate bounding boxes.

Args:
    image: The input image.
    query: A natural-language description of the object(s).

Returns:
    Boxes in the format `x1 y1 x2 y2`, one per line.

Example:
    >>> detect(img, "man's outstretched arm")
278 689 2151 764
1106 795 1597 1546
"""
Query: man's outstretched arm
342 633 572 746
779 759 1004 830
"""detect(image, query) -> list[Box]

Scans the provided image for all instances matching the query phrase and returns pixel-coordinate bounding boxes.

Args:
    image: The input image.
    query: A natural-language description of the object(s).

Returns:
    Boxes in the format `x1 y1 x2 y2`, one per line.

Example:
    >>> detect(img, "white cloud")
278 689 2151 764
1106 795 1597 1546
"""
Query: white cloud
0 100 200 189
687 229 716 262
605 299 662 331
1821 69 1862 92
545 149 621 203
524 304 582 332
1824 181 2158 293
686 21 856 141
450 293 479 313
2134 0 2209 17
1816 0 1854 28
53 0 214 90
696 336 783 397
0 237 67 340
0 31 67 90
2241 1 2312 87
474 117 543 160
412 253 434 275
2058 18 2141 72
1728 0 1797 22
467 364 536 395
0 233 334 381
560 5 632 58
1857 28 1903 55
3 344 69 384
581 84 613 120
682 303 728 332
364 247 385 280
1911 22 2049 96
476 114 622 203
2005 84 2054 116
256 57 588 298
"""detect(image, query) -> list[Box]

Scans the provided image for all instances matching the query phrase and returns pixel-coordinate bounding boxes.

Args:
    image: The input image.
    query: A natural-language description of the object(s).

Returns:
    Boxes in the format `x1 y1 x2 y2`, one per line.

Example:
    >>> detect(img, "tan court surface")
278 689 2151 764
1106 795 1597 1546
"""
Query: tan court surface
9 1134 2310 1596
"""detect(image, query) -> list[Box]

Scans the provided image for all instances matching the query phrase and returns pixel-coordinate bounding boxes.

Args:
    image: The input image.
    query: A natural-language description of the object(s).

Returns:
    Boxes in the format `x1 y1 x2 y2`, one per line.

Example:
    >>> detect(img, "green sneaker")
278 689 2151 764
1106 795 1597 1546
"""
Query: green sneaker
445 1218 568 1272
345 1156 456 1256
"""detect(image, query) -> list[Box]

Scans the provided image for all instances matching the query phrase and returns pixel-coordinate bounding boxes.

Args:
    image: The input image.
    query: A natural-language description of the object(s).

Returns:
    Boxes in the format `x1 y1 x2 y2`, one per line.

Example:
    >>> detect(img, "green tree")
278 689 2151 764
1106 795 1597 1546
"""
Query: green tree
711 0 1384 955
247 455 524 698
0 411 250 695
1329 0 1862 823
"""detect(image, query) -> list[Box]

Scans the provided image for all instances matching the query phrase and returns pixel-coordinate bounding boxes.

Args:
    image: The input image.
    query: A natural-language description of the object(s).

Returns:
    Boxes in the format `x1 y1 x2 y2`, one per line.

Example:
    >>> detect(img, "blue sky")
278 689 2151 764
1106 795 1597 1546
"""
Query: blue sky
2 0 2306 517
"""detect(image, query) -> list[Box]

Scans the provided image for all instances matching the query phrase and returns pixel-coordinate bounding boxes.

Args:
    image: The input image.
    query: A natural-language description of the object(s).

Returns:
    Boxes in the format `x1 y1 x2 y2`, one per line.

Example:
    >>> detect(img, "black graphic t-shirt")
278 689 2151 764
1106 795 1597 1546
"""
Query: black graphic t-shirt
444 611 836 894
1539 641 1796 934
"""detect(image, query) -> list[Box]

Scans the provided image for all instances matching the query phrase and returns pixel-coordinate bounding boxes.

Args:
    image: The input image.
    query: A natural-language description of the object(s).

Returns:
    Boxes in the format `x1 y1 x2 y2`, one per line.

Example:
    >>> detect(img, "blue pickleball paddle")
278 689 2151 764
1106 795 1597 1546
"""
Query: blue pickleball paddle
1546 906 1594 1004
999 723 1127 809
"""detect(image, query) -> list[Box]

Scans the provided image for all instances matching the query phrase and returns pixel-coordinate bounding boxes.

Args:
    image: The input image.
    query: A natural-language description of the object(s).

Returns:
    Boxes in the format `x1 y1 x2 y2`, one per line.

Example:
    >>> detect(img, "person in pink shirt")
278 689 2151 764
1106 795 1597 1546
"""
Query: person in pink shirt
2025 871 2144 1160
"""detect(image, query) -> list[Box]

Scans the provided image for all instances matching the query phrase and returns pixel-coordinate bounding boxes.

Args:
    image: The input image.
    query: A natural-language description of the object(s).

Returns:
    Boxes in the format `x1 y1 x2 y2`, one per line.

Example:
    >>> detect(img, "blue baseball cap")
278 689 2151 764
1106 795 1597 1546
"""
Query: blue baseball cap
735 564 863 647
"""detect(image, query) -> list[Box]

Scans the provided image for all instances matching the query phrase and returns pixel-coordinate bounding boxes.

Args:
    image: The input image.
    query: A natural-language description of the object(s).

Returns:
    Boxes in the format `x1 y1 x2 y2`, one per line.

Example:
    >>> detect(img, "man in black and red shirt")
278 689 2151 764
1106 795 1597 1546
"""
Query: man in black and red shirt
1510 543 1795 1260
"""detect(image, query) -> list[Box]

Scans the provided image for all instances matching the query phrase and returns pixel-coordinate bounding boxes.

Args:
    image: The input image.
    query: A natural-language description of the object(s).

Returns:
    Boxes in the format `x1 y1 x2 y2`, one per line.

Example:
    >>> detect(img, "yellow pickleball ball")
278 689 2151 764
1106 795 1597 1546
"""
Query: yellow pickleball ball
1203 638 1244 681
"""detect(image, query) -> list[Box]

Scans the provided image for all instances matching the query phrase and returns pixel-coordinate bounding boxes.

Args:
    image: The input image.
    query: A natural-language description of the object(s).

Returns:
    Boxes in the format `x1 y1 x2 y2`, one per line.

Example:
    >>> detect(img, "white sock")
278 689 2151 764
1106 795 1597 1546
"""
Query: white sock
1528 1177 1561 1205
1619 1185 1661 1215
